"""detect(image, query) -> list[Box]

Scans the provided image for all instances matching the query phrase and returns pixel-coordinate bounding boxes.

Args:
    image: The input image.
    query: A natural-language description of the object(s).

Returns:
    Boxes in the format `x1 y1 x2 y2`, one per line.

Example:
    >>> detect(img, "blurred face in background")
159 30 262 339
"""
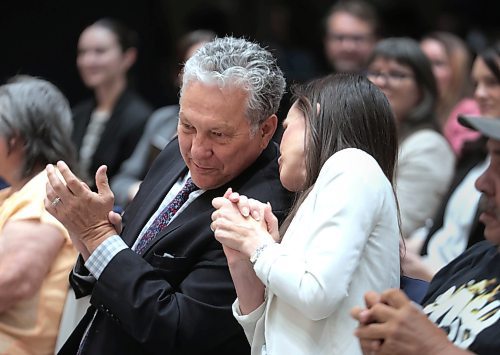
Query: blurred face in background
367 57 420 122
421 38 452 99
77 25 134 89
472 56 500 117
324 11 376 73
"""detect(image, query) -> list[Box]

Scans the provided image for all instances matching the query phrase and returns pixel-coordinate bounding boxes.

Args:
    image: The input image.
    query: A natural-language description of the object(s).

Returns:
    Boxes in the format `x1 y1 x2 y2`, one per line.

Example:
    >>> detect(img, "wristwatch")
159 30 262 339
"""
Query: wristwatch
250 243 270 265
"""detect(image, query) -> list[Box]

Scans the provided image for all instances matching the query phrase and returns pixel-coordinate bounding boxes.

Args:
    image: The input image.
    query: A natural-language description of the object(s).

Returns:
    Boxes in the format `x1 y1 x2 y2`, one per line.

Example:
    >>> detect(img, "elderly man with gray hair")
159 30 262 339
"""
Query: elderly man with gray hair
45 37 292 354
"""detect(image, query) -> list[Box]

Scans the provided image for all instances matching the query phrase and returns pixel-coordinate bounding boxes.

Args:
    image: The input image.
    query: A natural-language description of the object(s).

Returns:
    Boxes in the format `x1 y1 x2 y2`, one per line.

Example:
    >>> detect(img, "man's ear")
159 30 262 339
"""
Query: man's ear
259 114 278 149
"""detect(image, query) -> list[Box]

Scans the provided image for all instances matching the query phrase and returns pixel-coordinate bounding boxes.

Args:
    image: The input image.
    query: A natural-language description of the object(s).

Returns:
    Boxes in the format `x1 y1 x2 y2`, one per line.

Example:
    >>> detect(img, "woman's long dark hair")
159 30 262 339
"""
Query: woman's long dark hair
280 73 399 234
479 42 500 82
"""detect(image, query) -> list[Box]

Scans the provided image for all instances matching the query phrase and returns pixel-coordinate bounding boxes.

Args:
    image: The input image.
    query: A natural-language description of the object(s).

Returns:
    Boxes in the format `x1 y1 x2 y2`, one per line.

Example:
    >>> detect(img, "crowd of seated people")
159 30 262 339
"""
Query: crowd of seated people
403 43 500 282
3 4 500 354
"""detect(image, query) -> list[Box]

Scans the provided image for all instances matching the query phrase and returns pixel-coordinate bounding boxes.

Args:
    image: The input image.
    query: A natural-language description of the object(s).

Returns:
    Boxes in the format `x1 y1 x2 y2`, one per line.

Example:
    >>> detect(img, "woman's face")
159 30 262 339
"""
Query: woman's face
421 38 452 98
472 56 500 117
77 25 130 89
278 103 307 192
367 57 420 122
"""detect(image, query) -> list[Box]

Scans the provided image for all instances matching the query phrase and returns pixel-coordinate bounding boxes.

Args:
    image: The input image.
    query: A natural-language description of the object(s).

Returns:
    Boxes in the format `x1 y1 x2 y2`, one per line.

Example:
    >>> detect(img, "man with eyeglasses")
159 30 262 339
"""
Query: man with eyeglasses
323 0 380 74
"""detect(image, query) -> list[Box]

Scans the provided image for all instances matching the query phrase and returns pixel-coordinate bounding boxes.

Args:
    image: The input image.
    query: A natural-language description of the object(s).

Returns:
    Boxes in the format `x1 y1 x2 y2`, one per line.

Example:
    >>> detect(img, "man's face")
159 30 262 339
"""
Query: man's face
324 11 376 73
475 139 500 245
178 81 276 190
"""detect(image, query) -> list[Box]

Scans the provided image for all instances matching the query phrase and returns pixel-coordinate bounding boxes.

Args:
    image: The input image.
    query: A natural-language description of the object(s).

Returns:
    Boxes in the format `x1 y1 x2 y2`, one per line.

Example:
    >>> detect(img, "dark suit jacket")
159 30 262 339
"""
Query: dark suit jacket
59 138 292 355
71 88 152 186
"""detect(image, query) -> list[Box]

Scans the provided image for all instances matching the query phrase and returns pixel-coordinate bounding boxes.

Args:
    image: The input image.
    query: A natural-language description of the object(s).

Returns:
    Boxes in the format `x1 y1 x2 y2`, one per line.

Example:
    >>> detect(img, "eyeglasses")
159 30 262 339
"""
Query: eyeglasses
327 33 373 44
366 70 414 85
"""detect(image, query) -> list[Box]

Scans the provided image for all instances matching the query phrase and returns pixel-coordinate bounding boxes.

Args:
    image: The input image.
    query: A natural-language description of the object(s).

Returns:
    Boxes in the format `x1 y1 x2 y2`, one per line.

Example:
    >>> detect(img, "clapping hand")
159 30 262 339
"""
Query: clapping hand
45 161 118 256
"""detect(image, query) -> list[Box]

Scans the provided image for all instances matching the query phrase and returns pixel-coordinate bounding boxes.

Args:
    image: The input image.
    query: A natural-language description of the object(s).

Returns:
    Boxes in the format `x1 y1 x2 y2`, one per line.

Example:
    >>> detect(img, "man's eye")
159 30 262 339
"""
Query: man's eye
212 131 223 137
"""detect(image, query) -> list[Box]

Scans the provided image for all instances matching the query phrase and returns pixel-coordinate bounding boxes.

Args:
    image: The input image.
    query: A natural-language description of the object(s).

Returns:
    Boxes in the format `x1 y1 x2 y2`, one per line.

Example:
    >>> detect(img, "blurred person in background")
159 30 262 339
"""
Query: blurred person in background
111 29 216 208
72 18 152 189
323 0 380 74
366 37 455 239
404 42 500 281
420 31 481 155
0 76 77 354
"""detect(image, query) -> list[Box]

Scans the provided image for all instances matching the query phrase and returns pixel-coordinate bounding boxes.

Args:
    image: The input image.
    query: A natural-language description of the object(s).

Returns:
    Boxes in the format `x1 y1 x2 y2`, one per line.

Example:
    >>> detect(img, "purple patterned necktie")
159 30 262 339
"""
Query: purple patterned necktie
135 177 198 254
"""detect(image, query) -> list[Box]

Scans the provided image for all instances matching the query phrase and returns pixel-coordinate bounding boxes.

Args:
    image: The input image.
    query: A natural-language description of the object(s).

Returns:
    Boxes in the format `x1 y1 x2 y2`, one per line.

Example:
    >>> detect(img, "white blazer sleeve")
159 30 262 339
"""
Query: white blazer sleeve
232 299 266 346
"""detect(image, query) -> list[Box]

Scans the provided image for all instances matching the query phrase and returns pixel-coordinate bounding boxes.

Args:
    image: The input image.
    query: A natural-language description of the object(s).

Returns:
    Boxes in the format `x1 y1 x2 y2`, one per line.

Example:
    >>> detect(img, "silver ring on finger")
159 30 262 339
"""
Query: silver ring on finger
51 196 62 207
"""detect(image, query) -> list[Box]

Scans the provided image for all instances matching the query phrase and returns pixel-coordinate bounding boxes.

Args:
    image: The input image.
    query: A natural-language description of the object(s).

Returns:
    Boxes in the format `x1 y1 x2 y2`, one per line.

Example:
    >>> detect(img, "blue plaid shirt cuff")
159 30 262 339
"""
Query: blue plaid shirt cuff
85 235 128 279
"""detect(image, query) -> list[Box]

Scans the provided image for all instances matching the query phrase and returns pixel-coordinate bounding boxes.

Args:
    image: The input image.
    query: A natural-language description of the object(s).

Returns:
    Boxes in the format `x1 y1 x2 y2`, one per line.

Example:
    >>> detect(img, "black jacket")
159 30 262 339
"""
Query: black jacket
71 88 152 185
59 139 292 355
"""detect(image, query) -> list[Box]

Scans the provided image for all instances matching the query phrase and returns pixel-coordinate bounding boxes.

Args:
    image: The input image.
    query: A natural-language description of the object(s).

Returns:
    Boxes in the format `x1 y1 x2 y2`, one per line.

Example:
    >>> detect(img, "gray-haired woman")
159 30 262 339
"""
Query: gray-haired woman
0 76 78 354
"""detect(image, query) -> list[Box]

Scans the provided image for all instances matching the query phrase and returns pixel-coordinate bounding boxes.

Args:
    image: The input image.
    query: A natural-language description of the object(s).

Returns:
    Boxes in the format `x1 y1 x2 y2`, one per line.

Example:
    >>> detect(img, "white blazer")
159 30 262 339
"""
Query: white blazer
234 148 401 354
397 129 455 238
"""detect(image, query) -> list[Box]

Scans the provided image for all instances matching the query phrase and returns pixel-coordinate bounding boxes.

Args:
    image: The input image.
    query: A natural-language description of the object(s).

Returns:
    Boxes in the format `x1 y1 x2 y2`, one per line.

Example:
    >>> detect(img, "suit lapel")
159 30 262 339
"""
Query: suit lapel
121 148 187 247
139 186 223 255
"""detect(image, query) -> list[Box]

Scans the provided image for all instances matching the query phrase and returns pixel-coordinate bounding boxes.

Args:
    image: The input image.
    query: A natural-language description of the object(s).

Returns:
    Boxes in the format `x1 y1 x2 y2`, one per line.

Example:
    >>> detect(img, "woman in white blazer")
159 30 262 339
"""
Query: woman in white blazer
211 73 401 354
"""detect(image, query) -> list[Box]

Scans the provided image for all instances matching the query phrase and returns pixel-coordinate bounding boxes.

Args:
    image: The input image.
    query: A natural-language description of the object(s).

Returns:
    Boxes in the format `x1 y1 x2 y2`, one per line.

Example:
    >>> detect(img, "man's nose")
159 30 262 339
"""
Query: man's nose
191 134 212 159
340 39 357 51
475 169 491 195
